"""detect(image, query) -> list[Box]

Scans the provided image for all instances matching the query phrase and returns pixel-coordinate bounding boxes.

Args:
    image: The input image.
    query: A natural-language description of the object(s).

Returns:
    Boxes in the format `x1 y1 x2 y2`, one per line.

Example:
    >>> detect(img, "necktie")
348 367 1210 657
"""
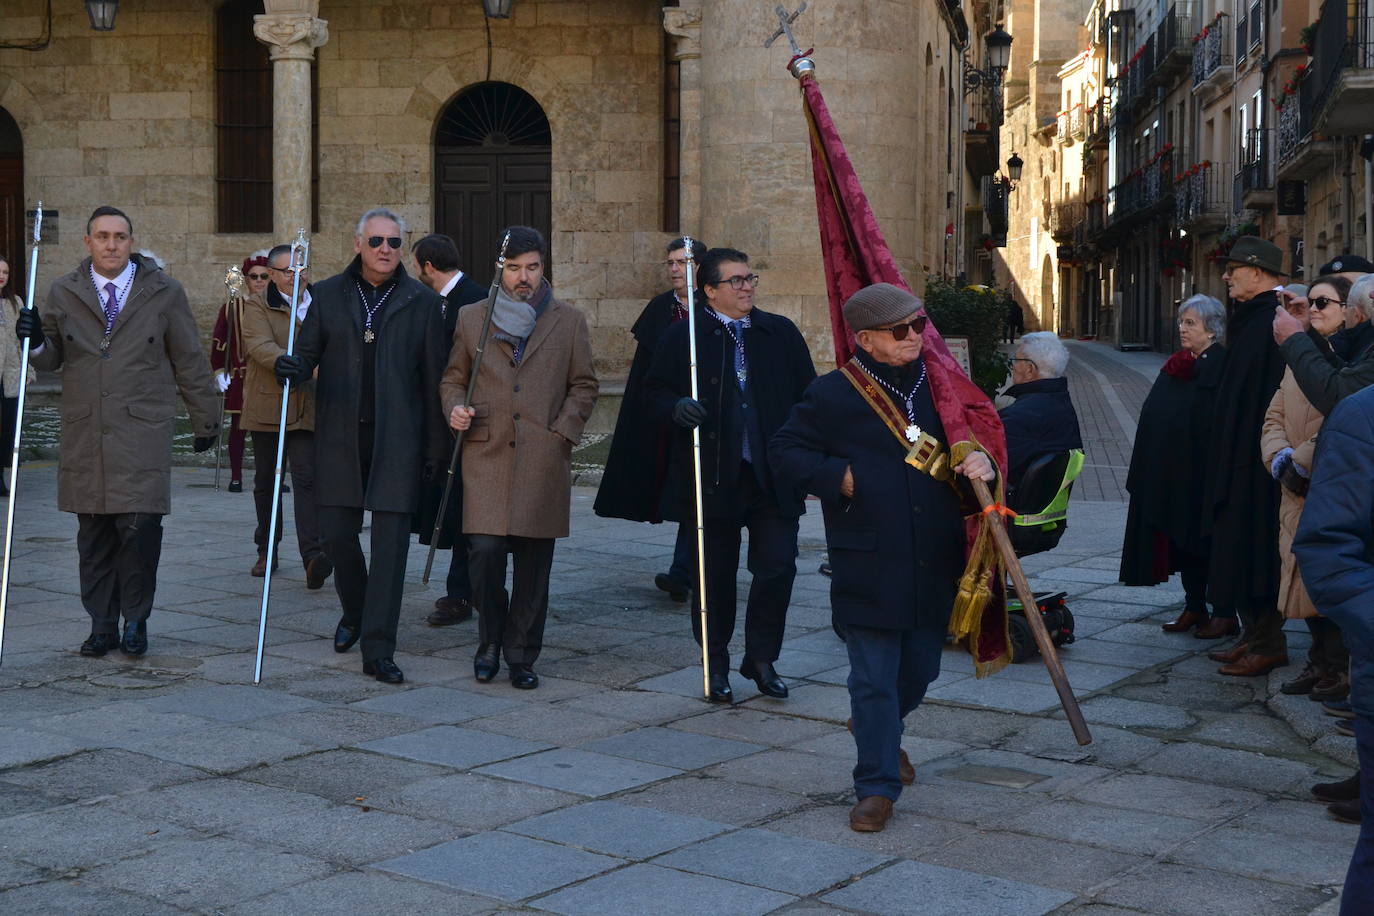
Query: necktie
102 282 118 332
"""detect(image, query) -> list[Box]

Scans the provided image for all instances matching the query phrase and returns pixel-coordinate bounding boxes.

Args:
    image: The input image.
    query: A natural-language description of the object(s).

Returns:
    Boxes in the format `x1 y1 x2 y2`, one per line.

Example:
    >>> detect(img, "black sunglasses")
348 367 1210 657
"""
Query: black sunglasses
874 316 928 340
1310 296 1345 311
246 272 270 280
367 236 403 250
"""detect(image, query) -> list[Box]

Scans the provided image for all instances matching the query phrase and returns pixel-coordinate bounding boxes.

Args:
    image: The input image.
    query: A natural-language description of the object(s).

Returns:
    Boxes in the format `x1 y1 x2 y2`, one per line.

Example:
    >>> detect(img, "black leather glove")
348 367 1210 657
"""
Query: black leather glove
14 308 42 344
192 435 217 453
672 397 707 429
422 460 439 484
1279 461 1310 497
274 354 306 385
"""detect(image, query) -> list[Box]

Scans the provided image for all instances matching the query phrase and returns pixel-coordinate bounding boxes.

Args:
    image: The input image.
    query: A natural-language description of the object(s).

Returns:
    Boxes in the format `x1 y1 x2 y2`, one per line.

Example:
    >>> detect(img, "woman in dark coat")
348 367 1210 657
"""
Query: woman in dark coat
1121 294 1237 638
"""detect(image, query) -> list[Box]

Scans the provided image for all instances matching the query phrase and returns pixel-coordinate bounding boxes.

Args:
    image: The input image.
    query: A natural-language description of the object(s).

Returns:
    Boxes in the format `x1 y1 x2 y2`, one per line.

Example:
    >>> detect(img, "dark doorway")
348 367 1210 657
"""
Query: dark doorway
435 82 551 286
0 107 23 298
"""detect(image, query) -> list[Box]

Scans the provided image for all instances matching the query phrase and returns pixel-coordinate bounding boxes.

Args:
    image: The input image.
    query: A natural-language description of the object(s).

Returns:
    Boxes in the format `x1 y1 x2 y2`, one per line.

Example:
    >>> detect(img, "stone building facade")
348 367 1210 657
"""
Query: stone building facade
0 0 1006 378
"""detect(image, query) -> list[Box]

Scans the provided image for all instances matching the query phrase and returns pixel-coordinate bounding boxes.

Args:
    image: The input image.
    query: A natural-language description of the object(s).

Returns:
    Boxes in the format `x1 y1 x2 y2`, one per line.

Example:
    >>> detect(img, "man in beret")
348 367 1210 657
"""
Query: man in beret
1208 236 1289 676
772 282 995 833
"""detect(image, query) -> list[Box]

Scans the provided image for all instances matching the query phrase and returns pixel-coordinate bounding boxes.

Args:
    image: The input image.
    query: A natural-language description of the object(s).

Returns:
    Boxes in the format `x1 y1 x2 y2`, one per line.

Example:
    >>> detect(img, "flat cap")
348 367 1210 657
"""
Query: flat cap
1318 254 1374 275
843 283 923 333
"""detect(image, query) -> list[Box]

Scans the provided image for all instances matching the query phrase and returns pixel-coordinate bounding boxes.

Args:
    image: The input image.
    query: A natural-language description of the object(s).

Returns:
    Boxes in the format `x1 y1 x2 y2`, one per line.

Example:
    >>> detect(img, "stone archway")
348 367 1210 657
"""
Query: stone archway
433 82 551 285
0 106 24 295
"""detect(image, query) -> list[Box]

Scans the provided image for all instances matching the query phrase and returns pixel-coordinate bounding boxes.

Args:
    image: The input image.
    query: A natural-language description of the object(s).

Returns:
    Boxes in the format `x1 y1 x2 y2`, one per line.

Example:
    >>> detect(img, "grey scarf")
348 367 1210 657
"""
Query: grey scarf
492 287 538 340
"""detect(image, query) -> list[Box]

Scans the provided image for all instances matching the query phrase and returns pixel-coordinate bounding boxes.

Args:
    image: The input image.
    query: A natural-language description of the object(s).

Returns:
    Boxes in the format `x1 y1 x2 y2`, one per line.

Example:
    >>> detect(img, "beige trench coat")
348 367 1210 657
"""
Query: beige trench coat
239 290 315 432
32 255 220 514
441 296 598 539
1260 366 1324 619
0 295 36 396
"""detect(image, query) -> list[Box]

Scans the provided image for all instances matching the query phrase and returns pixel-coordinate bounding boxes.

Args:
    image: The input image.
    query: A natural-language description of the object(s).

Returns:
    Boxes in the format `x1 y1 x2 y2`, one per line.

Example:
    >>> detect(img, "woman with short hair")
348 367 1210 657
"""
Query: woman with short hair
1121 294 1236 637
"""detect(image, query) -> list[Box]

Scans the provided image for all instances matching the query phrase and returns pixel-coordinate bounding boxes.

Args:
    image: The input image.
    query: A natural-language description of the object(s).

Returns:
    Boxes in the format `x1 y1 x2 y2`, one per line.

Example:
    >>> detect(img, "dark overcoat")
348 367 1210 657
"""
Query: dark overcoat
997 376 1083 491
291 258 448 513
414 273 490 546
644 305 816 521
770 356 966 631
1120 344 1226 583
33 254 220 515
594 290 680 522
1282 320 1374 415
1204 290 1285 607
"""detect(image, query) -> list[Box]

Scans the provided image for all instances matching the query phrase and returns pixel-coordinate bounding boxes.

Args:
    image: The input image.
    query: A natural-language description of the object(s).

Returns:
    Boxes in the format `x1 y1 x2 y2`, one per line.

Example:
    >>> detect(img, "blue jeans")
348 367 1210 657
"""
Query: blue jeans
844 622 945 801
1344 651 1374 915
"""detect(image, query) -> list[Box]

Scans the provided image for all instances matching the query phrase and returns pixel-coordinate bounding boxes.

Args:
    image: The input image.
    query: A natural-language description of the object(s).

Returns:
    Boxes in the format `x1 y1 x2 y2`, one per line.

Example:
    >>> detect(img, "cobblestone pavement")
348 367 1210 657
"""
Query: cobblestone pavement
0 345 1355 915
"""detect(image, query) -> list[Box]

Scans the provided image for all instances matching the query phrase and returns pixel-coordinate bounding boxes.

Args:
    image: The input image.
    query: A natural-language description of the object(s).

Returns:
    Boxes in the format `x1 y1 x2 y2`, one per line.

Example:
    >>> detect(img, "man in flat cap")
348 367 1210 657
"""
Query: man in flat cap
1207 236 1289 677
772 282 996 833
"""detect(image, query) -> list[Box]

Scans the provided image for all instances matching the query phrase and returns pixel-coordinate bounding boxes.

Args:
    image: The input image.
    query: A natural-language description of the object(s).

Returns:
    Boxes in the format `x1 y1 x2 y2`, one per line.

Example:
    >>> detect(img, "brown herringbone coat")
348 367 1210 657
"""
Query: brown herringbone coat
32 254 220 514
239 287 315 432
441 295 598 539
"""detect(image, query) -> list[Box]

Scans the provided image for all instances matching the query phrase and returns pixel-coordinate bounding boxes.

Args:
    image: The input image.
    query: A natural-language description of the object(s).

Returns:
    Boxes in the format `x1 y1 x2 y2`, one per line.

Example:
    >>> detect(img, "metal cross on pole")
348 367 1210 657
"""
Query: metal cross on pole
764 3 815 78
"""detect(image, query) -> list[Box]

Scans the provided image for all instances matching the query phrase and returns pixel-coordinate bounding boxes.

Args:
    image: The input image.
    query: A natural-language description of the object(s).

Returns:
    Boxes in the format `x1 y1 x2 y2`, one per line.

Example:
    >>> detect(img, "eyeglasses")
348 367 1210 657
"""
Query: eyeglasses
666 258 689 269
247 272 270 281
1311 296 1345 310
876 316 929 340
269 264 307 273
715 274 760 290
1011 356 1038 368
367 236 403 250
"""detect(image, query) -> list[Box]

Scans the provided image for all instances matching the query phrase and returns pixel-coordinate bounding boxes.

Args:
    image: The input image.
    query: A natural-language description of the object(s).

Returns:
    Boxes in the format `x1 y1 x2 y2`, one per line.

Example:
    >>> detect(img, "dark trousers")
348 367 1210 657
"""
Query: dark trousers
1307 616 1350 673
0 393 16 457
317 506 412 662
845 622 945 801
76 513 164 634
1237 599 1286 656
1175 541 1235 619
1344 651 1374 914
468 534 555 666
690 467 798 670
226 413 246 481
250 429 323 564
667 520 693 585
446 534 472 602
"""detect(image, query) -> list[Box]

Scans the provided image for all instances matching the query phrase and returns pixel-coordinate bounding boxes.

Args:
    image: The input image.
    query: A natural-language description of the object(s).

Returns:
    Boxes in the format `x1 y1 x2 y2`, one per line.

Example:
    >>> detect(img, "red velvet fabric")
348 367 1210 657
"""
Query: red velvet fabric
1161 349 1196 380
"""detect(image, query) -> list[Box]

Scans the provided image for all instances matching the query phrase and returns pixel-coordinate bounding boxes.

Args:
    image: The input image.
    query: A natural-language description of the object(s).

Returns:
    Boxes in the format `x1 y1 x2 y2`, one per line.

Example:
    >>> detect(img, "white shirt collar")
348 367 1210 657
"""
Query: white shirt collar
439 271 464 298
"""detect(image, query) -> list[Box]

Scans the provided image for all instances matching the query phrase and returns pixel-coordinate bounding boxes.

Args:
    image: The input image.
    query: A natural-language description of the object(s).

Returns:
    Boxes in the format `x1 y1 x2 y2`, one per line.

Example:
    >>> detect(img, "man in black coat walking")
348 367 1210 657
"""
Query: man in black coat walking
771 283 996 833
595 237 707 603
276 208 449 685
1205 236 1289 677
411 233 489 628
645 247 816 702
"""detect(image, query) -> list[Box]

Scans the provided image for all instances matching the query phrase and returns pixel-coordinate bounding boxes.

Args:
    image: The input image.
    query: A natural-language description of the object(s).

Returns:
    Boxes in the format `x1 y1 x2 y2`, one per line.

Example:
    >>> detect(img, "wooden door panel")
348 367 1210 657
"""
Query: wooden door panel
436 147 551 287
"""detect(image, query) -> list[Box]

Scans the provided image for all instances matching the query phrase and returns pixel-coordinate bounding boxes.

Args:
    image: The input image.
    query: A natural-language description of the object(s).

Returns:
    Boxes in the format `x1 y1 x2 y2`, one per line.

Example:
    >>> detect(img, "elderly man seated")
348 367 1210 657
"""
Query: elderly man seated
999 331 1084 493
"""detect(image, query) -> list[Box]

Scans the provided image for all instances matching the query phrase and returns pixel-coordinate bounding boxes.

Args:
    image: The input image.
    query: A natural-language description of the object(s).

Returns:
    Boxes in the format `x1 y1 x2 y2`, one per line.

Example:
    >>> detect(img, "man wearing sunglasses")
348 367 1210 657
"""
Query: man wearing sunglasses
645 247 817 702
770 282 995 833
275 208 449 685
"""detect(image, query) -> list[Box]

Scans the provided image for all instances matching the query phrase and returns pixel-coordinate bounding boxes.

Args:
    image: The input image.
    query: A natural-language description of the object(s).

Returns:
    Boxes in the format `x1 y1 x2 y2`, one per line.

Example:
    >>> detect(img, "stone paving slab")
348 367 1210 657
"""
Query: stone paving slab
475 747 682 797
655 826 892 896
377 830 621 901
579 725 764 770
507 799 730 858
356 724 552 769
822 859 1076 915
533 863 796 916
223 870 499 916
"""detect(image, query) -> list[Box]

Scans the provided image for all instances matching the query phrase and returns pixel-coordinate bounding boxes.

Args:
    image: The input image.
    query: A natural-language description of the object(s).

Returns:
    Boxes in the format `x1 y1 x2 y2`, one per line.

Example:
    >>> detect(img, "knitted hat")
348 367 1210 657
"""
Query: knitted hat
842 283 923 332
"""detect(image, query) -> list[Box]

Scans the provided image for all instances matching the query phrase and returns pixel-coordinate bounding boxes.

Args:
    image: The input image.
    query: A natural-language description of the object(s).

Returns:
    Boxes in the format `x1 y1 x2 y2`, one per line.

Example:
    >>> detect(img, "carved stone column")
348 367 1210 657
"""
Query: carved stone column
253 11 328 238
664 3 702 232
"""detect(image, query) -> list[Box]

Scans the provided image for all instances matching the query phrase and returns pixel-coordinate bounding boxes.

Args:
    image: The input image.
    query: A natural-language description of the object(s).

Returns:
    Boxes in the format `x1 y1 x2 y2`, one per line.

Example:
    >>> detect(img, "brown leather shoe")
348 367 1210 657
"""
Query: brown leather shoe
845 719 914 786
1195 617 1239 640
1218 652 1289 677
849 795 894 832
1207 641 1250 663
427 597 474 626
250 553 279 577
305 554 333 590
1161 610 1205 633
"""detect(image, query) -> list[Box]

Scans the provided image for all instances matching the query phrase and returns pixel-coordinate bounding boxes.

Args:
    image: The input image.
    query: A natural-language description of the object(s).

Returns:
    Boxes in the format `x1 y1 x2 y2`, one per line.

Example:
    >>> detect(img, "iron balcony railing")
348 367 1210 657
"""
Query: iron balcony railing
1192 14 1232 87
1277 90 1309 165
1239 127 1273 195
1306 0 1374 128
1086 97 1111 143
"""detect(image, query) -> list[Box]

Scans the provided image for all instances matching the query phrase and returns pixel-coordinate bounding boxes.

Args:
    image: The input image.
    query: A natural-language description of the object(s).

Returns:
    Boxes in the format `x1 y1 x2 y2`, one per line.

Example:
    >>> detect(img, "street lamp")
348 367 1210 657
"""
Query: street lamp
964 25 1014 94
85 0 119 31
1002 152 1024 192
481 0 514 18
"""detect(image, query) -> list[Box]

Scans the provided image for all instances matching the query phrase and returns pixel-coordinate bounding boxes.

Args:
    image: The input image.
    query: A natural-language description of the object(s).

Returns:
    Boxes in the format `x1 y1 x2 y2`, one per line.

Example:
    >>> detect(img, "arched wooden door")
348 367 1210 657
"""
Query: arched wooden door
435 82 551 286
0 108 23 297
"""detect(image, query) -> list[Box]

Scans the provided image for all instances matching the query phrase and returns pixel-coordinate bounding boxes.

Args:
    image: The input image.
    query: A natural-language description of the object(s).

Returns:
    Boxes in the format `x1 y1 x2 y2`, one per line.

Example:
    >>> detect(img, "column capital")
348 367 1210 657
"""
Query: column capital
253 13 329 62
663 5 702 61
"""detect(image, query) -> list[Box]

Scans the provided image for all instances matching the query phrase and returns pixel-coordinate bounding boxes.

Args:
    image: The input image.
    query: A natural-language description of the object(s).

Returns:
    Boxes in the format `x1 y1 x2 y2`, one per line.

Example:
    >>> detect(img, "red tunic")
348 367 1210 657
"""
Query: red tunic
210 301 247 413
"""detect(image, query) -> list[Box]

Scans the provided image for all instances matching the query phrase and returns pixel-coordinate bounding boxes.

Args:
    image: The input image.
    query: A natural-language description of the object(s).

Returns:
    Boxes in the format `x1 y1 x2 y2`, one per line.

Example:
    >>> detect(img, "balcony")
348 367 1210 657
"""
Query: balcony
1052 199 1084 242
1238 127 1274 209
964 83 1003 178
1085 97 1110 148
1307 0 1374 135
1191 13 1233 96
1176 161 1230 231
1146 3 1197 90
1277 88 1339 180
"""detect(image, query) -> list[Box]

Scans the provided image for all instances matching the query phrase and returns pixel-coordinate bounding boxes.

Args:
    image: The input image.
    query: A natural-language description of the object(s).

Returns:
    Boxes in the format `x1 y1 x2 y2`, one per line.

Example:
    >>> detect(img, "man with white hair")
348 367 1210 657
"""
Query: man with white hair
275 207 449 685
998 331 1083 493
1331 274 1374 363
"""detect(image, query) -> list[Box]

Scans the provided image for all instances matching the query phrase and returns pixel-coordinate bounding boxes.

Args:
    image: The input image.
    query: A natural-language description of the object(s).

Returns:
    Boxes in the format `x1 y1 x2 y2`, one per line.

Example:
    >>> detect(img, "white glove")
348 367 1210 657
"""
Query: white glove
215 371 231 394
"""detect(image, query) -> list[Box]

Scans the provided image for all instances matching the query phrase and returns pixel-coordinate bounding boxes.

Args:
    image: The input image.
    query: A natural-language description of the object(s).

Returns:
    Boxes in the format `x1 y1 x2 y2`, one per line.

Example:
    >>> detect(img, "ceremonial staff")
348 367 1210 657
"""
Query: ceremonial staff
253 229 308 684
682 238 713 700
421 231 512 584
213 266 246 490
0 202 42 668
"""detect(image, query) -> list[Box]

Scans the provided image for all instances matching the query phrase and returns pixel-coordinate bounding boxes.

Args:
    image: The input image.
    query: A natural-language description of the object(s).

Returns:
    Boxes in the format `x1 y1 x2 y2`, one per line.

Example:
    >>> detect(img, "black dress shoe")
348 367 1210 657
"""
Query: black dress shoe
304 554 333 590
1312 773 1361 803
120 620 148 656
474 643 501 682
227 480 243 493
739 658 788 698
708 670 733 703
363 657 404 684
654 573 689 603
1330 798 1362 824
427 597 473 626
333 619 360 653
509 664 539 689
80 632 119 657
